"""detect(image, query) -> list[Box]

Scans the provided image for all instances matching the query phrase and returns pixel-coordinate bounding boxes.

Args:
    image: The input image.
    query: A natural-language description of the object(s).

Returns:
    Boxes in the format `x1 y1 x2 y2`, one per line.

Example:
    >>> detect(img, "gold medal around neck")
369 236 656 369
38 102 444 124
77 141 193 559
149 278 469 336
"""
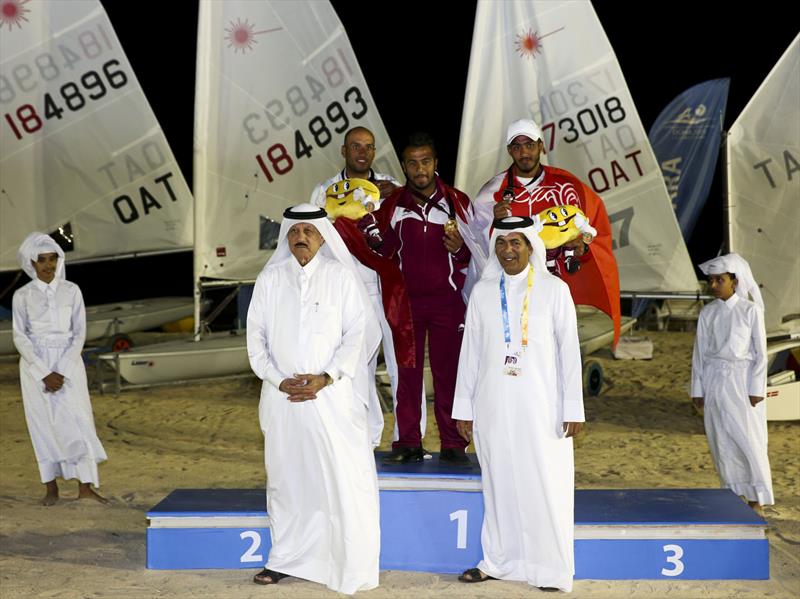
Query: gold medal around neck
445 219 458 235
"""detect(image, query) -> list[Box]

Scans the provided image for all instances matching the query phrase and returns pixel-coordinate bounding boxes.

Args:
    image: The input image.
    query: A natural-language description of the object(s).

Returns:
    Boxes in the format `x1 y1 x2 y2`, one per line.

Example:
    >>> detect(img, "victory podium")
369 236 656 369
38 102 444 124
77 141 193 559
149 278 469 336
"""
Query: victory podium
146 453 768 579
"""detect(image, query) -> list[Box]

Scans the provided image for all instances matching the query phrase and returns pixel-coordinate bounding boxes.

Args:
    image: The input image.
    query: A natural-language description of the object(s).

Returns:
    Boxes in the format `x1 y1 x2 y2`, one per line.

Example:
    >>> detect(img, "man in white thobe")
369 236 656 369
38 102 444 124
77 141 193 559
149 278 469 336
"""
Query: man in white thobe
246 204 381 593
12 232 107 505
453 216 584 592
692 253 773 508
310 126 404 445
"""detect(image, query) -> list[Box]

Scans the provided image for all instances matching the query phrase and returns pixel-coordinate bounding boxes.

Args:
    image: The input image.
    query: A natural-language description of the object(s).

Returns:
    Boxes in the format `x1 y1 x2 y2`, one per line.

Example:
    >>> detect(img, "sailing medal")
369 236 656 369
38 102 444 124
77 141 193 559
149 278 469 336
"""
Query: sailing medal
503 352 522 377
444 218 458 235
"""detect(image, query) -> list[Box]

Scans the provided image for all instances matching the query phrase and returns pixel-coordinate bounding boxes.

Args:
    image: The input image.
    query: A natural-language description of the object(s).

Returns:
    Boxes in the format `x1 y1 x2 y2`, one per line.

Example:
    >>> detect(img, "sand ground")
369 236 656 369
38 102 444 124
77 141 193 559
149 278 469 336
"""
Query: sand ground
1 330 798 598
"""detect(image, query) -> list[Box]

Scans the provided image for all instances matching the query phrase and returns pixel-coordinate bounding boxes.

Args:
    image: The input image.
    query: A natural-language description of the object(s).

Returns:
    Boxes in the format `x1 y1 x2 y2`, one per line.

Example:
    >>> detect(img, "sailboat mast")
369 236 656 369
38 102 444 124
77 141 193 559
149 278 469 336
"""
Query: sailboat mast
192 1 213 342
722 129 733 254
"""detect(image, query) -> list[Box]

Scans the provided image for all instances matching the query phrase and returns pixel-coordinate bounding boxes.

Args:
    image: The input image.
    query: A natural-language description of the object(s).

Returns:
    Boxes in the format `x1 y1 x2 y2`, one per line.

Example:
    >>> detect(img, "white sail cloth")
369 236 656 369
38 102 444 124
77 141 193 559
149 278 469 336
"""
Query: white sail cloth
453 220 583 591
12 233 106 484
246 206 379 594
727 34 800 331
454 0 698 294
0 0 193 272
194 0 401 281
691 293 773 505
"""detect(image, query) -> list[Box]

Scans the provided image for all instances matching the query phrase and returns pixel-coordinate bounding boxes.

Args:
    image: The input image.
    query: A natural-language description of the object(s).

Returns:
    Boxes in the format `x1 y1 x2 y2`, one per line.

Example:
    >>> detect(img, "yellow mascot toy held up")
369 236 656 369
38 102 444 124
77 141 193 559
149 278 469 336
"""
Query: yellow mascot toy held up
324 178 381 221
535 204 597 276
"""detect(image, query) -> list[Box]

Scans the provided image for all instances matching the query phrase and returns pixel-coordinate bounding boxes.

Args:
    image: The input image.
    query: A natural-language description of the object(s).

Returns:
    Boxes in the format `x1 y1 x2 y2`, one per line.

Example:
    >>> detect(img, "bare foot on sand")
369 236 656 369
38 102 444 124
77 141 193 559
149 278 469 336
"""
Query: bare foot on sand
78 482 109 504
41 480 59 506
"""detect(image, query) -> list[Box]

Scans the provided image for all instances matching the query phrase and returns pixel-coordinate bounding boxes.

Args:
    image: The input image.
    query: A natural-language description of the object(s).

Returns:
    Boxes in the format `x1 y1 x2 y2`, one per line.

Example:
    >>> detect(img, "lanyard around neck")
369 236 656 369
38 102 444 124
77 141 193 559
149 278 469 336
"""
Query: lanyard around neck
499 266 534 347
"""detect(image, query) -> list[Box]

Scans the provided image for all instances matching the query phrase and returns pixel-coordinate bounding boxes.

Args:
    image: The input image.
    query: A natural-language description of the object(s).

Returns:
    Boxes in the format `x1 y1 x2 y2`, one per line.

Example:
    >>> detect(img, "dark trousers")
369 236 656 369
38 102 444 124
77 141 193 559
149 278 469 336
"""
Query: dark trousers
393 291 468 451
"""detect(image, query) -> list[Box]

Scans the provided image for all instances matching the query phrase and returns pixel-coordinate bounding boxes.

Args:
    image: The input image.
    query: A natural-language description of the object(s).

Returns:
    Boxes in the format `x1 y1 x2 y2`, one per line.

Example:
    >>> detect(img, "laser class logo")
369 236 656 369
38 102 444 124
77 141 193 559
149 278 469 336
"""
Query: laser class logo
224 18 282 54
515 26 564 60
0 0 30 30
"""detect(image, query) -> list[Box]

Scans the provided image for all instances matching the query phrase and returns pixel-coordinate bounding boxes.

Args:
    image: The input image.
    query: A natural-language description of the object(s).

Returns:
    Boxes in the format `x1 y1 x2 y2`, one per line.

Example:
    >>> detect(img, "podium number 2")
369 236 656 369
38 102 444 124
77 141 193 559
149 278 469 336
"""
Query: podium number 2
240 531 264 563
661 544 684 576
450 510 468 549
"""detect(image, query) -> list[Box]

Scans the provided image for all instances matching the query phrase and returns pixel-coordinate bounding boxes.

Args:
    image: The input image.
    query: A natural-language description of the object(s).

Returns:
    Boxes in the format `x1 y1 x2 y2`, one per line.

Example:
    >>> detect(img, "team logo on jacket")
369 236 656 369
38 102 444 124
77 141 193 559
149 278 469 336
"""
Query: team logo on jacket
524 181 579 207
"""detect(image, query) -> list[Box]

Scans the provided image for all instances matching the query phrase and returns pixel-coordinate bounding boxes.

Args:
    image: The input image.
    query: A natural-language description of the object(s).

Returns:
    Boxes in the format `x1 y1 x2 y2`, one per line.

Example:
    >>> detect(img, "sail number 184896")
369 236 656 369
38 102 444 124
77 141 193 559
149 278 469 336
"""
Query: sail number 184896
3 60 128 140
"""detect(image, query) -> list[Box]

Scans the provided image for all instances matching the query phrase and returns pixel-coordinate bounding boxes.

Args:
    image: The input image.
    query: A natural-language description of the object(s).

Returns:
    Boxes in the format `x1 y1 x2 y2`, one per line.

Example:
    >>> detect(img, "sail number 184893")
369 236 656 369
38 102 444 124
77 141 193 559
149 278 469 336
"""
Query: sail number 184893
254 86 368 183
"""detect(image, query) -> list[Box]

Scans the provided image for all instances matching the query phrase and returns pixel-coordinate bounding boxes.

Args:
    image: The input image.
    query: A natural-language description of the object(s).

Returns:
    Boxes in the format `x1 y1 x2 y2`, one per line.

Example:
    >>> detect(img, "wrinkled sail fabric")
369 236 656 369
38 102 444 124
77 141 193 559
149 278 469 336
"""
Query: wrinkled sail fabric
194 0 401 281
0 0 193 271
727 34 800 331
454 0 697 294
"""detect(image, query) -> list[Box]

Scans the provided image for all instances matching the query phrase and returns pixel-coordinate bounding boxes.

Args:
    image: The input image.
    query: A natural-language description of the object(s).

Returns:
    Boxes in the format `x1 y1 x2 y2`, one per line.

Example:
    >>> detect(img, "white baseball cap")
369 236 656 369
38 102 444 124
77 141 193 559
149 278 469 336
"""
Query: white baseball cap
506 119 543 145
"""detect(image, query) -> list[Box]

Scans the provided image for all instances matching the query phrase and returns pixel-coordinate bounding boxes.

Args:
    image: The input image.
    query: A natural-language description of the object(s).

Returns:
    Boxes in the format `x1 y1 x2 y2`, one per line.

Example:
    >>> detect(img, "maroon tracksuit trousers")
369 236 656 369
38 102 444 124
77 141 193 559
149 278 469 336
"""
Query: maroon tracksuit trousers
393 290 468 451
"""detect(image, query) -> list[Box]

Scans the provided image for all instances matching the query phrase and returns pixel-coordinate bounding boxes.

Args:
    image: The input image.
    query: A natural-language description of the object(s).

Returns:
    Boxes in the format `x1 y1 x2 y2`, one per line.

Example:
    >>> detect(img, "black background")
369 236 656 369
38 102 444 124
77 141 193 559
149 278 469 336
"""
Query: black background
2 1 797 311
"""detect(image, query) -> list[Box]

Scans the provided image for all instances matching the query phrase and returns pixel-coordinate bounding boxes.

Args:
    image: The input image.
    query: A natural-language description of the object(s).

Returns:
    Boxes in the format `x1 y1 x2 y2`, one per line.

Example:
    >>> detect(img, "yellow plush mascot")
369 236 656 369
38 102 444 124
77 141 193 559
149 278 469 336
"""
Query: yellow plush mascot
535 204 597 275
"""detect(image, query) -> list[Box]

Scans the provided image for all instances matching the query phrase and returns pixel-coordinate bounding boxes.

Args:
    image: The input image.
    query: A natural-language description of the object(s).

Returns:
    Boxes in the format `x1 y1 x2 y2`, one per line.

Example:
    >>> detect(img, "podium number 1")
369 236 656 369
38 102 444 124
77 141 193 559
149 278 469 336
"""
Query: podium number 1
450 510 468 549
240 531 264 563
661 544 684 576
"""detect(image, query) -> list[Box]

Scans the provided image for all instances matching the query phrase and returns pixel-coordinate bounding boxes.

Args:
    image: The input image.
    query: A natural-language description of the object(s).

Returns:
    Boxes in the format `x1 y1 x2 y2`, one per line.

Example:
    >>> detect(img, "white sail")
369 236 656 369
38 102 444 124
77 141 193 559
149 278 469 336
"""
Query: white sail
194 0 402 282
0 0 193 271
727 34 800 331
454 0 697 293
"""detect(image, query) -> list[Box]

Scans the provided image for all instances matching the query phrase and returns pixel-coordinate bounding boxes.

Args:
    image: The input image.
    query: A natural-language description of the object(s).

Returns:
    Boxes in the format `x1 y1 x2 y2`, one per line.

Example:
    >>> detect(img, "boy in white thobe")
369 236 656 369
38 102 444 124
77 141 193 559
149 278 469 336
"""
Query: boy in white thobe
453 216 584 592
12 232 107 505
692 253 773 508
246 204 381 594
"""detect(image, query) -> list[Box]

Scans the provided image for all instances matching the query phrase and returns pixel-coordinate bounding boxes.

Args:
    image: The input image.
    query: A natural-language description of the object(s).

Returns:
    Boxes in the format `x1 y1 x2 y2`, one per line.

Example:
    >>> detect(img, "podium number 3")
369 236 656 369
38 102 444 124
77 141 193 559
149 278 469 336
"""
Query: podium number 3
661 544 684 576
240 531 264 563
450 510 468 549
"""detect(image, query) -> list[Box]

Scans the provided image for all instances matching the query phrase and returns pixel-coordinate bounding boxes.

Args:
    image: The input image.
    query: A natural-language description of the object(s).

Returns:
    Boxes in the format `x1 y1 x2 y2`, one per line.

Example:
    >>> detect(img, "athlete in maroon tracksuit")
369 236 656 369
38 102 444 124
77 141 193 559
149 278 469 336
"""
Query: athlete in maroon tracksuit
366 133 473 465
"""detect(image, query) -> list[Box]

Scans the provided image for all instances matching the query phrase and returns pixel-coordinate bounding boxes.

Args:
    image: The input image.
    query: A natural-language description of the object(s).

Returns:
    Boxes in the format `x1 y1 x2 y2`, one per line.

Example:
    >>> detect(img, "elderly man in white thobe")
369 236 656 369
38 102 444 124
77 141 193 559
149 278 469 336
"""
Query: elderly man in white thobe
246 204 382 594
692 253 773 509
12 232 107 505
453 216 584 592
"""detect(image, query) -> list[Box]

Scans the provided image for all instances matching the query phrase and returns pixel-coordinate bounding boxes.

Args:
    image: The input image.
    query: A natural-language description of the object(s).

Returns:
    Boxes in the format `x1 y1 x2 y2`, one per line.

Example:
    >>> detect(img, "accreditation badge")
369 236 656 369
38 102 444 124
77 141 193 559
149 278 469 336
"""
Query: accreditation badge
502 352 522 377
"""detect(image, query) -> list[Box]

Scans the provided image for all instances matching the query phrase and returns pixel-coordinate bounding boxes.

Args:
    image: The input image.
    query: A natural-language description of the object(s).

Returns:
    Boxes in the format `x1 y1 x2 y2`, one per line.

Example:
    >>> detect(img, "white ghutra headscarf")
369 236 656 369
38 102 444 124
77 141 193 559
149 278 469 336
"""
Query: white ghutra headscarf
480 216 548 282
698 252 764 310
263 203 381 358
17 232 65 282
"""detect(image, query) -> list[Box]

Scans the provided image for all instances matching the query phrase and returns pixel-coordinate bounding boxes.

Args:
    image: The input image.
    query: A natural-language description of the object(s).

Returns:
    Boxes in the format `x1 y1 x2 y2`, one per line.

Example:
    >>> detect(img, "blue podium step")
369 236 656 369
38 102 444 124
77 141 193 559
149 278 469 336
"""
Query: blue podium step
146 453 768 580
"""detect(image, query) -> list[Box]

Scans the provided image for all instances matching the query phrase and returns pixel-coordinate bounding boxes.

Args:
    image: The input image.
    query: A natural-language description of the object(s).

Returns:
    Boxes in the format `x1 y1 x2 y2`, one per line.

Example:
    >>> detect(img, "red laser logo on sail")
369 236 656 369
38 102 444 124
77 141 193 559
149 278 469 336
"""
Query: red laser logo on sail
515 26 565 60
224 18 282 54
0 0 30 30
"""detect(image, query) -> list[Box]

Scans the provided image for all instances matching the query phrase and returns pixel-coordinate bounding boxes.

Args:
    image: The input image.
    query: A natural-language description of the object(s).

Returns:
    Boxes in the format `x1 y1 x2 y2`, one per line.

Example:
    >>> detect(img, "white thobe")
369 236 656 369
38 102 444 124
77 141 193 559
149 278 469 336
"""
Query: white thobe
310 170 414 444
246 253 380 594
12 278 107 485
453 265 584 592
691 294 773 505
